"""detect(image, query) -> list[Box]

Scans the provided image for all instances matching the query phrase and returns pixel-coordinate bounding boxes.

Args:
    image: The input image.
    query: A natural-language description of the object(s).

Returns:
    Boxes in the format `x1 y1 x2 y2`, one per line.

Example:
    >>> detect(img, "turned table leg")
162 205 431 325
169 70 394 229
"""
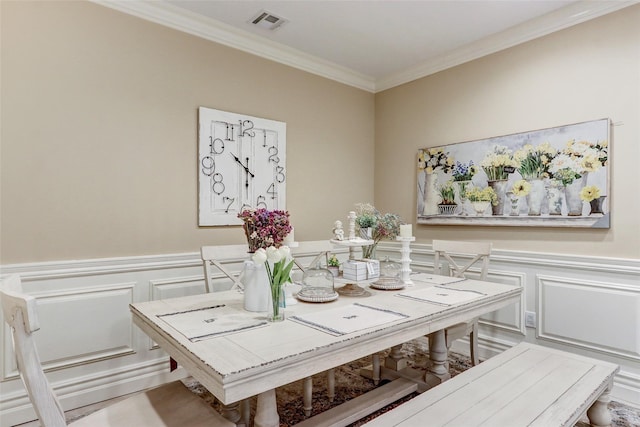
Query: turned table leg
220 401 242 425
587 386 613 427
426 330 451 383
254 389 279 427
385 344 407 371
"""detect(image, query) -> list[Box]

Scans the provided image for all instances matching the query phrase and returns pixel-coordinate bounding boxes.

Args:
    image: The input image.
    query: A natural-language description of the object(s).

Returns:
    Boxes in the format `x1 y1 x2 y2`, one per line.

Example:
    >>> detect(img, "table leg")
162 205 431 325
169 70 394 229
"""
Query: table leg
254 389 279 427
220 401 242 425
385 344 408 371
372 354 381 385
587 386 612 427
303 376 313 416
327 369 335 403
241 398 251 427
426 330 451 383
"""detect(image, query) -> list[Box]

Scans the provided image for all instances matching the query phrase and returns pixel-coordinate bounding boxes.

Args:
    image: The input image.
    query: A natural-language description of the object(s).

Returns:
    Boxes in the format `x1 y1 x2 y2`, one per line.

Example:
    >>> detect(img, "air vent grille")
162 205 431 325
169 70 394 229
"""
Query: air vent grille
249 10 287 30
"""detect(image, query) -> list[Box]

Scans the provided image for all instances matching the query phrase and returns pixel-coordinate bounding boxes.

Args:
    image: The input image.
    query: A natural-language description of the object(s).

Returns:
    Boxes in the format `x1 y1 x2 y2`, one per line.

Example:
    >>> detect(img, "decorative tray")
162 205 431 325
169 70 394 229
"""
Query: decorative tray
370 278 405 291
296 287 339 303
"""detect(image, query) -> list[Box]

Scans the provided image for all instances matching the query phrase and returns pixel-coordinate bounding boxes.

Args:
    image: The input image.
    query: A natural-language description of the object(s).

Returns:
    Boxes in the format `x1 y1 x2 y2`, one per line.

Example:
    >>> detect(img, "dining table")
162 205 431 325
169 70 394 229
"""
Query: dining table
130 273 522 427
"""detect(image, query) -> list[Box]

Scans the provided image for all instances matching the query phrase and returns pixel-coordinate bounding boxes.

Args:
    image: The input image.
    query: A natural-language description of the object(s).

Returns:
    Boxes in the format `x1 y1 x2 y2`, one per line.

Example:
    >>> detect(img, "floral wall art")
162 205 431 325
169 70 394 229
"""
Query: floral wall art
416 118 610 228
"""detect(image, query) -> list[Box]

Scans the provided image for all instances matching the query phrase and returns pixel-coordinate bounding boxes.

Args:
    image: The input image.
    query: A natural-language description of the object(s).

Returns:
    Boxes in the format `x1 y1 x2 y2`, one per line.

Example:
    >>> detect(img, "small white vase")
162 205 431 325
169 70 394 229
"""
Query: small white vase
471 201 490 216
422 173 440 216
565 175 587 216
240 260 270 312
526 179 545 216
546 185 563 216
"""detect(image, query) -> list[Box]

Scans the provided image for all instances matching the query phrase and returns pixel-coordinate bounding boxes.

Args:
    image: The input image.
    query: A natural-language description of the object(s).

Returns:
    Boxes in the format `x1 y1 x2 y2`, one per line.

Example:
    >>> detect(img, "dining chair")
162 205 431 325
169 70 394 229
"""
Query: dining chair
0 275 235 427
201 244 250 292
431 239 492 366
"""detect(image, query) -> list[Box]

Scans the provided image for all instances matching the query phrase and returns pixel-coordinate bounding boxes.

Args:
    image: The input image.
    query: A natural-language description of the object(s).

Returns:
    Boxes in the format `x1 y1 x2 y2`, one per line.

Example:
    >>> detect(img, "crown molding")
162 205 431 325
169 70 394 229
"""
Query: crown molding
375 0 639 92
92 1 637 94
90 0 376 92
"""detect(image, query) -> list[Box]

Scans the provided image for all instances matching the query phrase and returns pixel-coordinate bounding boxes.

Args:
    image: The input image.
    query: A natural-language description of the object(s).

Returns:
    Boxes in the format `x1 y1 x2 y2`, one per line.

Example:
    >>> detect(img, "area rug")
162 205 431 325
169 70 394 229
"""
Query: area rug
184 337 640 427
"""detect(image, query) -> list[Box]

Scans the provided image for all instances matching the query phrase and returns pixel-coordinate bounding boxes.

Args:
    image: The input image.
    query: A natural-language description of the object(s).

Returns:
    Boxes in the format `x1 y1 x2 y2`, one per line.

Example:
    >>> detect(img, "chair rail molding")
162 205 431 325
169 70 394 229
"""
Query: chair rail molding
1 242 638 424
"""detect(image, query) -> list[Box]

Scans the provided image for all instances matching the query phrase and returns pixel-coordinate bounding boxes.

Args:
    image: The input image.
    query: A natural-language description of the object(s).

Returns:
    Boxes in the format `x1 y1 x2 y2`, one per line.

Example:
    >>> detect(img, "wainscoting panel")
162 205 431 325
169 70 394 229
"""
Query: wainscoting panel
1 243 638 425
480 270 525 335
150 275 208 300
2 283 136 381
538 275 640 360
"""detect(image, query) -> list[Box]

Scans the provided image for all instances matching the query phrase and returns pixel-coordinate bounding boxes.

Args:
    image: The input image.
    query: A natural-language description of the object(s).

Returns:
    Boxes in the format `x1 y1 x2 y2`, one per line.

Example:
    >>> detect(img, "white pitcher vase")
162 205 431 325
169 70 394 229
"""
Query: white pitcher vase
240 260 270 312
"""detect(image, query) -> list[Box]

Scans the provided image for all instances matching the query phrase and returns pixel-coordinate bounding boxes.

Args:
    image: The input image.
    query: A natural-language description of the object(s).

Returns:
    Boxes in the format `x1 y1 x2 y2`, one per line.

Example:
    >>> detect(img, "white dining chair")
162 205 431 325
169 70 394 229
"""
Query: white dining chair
201 244 250 292
0 275 235 427
431 239 492 366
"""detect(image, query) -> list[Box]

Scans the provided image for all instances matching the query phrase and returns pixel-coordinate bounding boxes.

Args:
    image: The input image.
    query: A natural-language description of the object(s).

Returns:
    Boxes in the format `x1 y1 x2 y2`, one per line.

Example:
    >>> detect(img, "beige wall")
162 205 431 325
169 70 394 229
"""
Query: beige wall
0 1 375 263
2 2 638 264
375 5 640 259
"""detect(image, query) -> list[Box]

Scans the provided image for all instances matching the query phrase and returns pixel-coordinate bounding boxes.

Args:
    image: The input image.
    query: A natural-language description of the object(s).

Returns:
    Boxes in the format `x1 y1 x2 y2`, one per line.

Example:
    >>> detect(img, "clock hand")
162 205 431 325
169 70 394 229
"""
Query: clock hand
230 152 255 177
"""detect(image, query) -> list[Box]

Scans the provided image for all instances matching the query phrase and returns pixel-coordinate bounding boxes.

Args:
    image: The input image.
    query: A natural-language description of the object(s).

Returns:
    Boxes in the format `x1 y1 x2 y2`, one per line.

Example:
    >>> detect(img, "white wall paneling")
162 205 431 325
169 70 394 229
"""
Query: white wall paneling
537 275 640 360
1 243 638 425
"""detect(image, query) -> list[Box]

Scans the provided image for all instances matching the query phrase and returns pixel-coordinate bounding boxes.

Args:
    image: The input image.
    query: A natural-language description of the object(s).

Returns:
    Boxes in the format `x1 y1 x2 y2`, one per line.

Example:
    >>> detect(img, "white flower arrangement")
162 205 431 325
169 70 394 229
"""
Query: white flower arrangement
481 145 518 181
513 142 557 180
564 139 608 172
418 147 454 175
252 246 294 319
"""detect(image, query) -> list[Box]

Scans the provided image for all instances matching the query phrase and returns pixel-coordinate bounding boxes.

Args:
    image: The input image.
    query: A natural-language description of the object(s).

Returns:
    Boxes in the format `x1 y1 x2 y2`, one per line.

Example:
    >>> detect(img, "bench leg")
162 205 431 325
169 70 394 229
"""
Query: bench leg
586 386 612 427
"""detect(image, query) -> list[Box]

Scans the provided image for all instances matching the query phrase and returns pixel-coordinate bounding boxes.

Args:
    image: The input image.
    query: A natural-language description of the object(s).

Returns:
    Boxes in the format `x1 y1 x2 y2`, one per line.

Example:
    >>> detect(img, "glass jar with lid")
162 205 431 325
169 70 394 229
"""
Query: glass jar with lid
296 263 338 302
371 256 404 290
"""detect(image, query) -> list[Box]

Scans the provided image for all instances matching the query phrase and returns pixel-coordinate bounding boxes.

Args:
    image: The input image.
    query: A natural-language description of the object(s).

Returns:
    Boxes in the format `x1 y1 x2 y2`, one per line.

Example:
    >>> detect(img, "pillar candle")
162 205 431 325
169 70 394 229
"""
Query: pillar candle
400 224 413 238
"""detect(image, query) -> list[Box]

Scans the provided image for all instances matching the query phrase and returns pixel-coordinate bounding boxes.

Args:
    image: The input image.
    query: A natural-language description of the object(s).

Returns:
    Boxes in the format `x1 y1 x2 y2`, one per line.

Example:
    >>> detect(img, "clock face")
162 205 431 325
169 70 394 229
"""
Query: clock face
198 107 287 226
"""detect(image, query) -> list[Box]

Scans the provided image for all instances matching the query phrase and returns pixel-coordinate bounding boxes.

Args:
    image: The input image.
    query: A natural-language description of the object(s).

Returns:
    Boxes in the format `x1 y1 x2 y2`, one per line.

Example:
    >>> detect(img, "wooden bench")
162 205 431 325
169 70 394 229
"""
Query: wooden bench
363 342 619 427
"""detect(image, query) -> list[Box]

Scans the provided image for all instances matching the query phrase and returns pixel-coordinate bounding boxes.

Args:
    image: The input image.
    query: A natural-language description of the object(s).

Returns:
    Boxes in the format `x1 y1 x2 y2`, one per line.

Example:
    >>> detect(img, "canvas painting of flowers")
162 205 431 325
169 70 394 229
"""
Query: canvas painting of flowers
416 118 610 228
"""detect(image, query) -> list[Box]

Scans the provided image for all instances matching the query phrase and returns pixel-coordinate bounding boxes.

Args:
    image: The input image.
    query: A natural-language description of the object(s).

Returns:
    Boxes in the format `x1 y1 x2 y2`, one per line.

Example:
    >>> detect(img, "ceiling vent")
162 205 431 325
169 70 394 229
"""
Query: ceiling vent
249 10 288 31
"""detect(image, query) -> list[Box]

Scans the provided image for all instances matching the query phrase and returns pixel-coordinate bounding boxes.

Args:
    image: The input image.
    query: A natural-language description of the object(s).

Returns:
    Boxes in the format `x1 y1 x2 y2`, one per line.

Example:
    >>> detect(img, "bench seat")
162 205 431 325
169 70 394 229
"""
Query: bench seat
363 342 619 427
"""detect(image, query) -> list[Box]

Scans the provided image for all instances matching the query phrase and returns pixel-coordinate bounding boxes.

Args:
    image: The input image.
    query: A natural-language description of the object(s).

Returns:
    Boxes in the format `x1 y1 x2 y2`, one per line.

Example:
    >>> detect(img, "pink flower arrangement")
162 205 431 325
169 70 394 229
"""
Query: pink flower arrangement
238 208 292 253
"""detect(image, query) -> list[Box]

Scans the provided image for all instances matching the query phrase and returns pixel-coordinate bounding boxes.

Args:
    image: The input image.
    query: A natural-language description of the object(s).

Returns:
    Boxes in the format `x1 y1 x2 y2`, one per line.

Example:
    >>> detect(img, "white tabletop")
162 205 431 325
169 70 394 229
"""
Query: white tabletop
130 275 521 405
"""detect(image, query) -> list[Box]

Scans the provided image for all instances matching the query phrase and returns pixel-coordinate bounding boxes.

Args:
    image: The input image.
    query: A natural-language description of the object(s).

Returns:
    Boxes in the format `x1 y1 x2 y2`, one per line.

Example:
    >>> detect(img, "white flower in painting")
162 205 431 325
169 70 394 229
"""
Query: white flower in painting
549 154 581 174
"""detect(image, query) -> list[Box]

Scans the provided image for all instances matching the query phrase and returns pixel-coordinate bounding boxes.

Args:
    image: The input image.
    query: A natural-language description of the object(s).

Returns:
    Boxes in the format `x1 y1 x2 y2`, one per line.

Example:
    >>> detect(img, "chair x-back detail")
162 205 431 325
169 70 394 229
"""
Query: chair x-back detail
0 275 234 427
432 239 492 366
201 244 250 293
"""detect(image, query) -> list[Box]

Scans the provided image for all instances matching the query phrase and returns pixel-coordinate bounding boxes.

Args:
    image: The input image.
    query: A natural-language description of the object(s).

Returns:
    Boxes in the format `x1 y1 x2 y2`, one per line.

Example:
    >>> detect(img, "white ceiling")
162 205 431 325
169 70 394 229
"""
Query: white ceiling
96 0 636 92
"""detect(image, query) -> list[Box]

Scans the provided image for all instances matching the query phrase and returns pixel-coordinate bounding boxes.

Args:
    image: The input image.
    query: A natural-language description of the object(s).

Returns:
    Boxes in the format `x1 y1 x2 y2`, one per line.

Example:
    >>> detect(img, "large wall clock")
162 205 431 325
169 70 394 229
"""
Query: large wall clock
198 107 287 226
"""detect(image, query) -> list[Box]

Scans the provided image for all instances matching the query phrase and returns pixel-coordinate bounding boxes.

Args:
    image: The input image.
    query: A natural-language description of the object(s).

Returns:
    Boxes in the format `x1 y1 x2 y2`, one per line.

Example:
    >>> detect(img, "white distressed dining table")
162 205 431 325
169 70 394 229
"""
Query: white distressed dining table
130 275 521 427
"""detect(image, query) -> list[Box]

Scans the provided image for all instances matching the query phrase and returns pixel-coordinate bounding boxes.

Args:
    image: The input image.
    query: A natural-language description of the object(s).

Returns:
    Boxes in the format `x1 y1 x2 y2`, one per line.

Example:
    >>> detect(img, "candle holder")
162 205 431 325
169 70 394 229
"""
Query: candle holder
396 236 416 287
